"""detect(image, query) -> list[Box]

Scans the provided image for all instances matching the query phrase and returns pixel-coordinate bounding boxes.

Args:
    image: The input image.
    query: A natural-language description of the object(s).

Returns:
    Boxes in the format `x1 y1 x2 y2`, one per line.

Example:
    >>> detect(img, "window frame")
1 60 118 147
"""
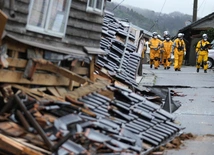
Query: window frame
86 0 104 15
26 0 71 38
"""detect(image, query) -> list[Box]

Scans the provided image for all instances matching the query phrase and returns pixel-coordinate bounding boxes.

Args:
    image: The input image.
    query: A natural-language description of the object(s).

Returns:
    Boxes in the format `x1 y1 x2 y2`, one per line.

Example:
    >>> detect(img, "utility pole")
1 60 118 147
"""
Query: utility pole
192 0 198 22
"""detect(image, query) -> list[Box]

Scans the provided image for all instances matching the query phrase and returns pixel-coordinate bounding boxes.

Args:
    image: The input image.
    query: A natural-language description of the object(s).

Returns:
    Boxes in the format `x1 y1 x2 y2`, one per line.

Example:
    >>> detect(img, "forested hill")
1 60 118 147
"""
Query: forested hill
106 2 192 36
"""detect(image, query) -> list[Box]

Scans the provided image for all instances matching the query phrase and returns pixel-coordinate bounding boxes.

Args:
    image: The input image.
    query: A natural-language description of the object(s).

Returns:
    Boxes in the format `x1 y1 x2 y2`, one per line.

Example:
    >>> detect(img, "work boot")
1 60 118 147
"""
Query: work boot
150 64 153 68
178 69 181 71
204 70 207 73
167 66 170 69
197 68 199 72
155 67 158 69
175 68 178 71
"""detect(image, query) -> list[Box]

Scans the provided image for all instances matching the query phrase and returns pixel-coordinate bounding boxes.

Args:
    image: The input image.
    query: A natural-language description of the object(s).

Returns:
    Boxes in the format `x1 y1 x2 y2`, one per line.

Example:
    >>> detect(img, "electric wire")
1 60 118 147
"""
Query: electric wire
197 0 206 17
112 0 125 11
149 0 167 31
197 0 206 11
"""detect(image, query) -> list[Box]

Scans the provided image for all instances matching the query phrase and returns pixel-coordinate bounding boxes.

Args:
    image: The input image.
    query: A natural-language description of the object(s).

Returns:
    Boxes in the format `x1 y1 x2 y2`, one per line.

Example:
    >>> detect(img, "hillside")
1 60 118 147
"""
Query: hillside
106 2 192 36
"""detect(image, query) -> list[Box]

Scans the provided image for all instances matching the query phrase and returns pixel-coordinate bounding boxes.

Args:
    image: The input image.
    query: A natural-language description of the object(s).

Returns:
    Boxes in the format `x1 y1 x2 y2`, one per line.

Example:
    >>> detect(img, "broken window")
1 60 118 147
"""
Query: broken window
27 0 71 37
87 0 104 15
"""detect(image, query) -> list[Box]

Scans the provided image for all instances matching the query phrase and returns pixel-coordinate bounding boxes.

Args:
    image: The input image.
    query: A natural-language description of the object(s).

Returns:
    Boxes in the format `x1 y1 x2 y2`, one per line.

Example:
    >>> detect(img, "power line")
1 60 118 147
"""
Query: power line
149 0 167 31
112 0 125 11
197 0 206 11
197 0 206 17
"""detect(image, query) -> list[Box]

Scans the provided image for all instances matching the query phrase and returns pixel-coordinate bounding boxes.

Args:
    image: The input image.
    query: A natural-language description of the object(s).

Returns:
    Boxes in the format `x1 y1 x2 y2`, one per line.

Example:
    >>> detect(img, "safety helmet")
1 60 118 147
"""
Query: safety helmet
177 33 183 38
152 32 158 37
202 33 208 39
163 31 169 36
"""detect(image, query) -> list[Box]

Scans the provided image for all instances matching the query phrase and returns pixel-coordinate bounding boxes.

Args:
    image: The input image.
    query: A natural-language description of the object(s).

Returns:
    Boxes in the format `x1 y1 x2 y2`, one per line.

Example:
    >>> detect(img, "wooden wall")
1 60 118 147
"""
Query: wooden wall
2 0 104 55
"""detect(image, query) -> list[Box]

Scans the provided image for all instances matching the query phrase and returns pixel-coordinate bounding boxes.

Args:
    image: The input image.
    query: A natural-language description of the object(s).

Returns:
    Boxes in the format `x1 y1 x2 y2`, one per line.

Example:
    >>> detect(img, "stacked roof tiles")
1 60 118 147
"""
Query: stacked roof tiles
97 11 141 88
42 85 182 154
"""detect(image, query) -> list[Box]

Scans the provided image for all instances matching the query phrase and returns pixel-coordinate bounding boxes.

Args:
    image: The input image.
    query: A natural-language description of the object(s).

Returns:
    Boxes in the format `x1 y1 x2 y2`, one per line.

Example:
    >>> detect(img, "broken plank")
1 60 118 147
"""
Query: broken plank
94 74 112 83
0 69 70 86
71 66 88 75
0 121 26 137
6 57 28 68
38 62 92 84
30 87 47 92
6 57 92 84
47 87 61 97
0 134 43 155
55 87 68 98
12 84 64 101
11 137 50 155
67 80 109 100
0 137 23 155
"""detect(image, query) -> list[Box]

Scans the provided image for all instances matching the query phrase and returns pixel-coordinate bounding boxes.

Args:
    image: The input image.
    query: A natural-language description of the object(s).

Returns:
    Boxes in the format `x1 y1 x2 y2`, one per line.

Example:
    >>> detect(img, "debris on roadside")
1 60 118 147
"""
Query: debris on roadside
0 80 184 155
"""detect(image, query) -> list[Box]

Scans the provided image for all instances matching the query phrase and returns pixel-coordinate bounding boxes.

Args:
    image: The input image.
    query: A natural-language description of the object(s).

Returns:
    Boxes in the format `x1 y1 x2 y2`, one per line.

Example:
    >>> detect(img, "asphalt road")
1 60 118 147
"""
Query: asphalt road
138 64 214 155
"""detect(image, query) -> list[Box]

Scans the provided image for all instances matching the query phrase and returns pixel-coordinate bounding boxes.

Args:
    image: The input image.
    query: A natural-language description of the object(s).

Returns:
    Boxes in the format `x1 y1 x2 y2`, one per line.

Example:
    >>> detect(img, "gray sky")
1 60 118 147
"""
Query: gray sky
112 0 214 18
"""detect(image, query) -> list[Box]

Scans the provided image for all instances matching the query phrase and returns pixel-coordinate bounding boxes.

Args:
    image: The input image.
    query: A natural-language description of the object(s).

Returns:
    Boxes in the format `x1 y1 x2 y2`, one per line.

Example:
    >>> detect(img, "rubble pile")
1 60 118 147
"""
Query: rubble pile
0 82 182 155
97 11 141 88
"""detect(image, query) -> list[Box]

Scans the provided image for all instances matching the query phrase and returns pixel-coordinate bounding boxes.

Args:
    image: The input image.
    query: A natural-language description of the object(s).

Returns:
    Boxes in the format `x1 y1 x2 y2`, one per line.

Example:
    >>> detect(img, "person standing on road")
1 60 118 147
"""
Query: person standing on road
149 32 162 69
172 33 186 71
158 35 164 66
163 31 170 40
195 34 211 73
162 34 173 69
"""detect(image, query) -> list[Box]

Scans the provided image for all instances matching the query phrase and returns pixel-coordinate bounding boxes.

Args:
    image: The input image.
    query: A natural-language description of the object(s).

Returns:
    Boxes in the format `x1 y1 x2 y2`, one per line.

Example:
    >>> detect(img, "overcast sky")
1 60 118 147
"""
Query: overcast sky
111 0 214 18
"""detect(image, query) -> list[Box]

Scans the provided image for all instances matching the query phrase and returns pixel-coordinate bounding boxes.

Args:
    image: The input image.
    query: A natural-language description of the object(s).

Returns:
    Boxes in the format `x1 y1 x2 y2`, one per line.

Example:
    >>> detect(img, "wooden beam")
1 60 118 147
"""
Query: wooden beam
71 66 88 75
55 87 68 98
6 57 29 68
0 69 70 86
12 84 64 101
5 57 92 84
0 133 43 155
6 39 28 53
46 87 61 97
67 80 109 100
38 62 91 84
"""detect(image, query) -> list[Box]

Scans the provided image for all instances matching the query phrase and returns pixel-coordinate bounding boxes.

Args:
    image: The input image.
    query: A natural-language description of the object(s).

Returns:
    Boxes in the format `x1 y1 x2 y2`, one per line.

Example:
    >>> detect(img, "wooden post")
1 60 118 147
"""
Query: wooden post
192 0 198 22
0 10 7 45
68 59 78 91
89 55 95 82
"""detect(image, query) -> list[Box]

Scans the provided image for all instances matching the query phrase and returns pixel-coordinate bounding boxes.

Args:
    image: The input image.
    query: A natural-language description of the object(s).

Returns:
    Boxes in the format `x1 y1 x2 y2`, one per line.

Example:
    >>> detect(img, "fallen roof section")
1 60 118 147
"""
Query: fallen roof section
0 83 183 155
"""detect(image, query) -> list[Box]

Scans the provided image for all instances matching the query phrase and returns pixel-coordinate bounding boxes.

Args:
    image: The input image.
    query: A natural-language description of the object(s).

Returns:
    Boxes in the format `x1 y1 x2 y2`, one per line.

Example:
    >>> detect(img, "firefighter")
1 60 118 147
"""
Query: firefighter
149 32 162 69
158 35 164 66
195 34 211 73
162 35 173 69
163 31 170 40
172 33 186 71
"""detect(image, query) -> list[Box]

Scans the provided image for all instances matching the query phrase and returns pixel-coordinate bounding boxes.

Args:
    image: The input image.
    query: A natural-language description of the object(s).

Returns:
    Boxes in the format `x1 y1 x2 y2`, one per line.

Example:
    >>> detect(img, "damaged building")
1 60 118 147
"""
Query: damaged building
0 1 184 155
0 0 110 87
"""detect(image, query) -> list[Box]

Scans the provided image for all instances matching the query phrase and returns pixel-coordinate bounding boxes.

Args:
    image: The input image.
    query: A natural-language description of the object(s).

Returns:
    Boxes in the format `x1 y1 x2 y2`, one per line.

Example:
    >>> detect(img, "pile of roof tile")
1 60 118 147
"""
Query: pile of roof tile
0 82 182 155
97 11 141 88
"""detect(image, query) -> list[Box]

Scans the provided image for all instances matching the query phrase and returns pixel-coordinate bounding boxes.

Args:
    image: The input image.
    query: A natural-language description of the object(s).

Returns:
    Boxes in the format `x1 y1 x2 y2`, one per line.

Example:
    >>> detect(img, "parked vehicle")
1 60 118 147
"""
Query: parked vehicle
208 47 214 69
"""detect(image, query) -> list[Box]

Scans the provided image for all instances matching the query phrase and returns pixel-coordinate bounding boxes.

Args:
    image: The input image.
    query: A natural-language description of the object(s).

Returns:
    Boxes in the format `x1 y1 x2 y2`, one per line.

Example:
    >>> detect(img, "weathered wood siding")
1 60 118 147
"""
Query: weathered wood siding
3 0 104 54
193 17 214 29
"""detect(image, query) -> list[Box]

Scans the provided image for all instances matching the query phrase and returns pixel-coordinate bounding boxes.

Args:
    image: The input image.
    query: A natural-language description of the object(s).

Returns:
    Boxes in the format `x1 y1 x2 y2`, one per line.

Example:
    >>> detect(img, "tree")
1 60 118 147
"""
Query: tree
201 28 214 43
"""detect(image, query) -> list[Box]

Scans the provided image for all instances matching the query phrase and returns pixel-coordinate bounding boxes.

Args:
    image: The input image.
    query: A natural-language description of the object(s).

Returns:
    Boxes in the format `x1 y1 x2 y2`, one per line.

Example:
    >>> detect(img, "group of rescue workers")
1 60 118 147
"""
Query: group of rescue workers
137 30 211 74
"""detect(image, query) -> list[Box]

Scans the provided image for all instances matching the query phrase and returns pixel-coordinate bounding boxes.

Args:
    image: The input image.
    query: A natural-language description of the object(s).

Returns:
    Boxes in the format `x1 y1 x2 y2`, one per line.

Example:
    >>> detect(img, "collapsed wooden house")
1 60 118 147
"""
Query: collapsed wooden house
0 0 111 88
